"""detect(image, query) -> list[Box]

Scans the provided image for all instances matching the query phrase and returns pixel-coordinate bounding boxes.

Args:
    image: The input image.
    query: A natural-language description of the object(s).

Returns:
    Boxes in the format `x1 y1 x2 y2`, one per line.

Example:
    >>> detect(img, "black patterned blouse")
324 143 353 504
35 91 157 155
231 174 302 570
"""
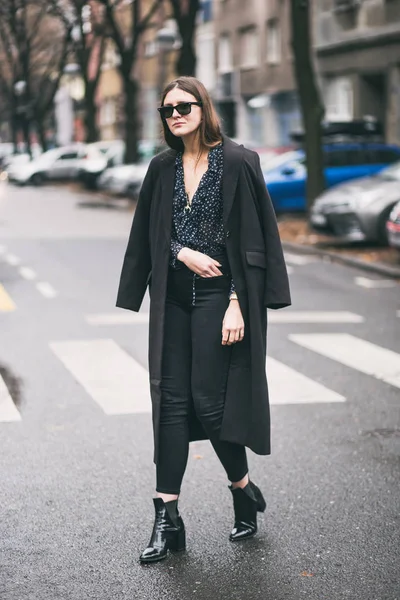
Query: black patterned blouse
169 143 235 302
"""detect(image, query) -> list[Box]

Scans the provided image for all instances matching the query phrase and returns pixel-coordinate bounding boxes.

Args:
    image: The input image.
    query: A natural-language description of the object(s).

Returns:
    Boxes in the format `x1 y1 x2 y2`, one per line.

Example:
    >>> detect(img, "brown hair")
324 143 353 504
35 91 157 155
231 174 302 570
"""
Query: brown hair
159 76 222 153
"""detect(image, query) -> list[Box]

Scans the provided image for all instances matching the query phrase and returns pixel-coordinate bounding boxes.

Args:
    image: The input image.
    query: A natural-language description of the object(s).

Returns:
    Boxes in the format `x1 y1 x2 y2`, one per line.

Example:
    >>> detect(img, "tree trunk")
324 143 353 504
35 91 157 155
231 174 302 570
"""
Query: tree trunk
123 77 140 164
22 115 32 158
176 34 196 76
11 114 18 154
290 0 325 213
36 116 48 152
84 82 99 143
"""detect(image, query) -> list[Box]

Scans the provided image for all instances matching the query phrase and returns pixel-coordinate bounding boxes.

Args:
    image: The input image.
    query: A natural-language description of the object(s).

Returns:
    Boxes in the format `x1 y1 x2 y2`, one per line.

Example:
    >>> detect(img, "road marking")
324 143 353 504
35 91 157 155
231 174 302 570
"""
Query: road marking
0 284 16 311
286 265 294 275
19 267 37 281
269 311 364 324
267 357 345 404
5 254 21 266
49 339 151 414
86 312 150 326
289 333 400 390
355 276 396 289
36 282 57 298
284 253 316 265
396 310 400 318
0 374 21 422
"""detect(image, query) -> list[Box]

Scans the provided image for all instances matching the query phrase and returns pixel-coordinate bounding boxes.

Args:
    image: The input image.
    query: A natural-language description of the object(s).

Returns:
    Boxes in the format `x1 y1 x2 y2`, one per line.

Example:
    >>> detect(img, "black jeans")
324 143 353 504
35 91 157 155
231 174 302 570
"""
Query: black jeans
156 254 248 495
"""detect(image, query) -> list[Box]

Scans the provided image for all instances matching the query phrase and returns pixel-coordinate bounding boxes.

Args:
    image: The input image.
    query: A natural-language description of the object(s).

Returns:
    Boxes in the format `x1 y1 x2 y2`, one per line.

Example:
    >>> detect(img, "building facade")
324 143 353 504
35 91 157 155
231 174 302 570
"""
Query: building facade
314 0 400 144
213 0 301 147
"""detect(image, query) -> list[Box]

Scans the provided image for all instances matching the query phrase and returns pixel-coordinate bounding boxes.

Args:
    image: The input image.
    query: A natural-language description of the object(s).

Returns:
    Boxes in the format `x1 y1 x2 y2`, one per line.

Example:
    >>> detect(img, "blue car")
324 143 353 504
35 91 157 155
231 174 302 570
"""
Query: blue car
263 143 400 212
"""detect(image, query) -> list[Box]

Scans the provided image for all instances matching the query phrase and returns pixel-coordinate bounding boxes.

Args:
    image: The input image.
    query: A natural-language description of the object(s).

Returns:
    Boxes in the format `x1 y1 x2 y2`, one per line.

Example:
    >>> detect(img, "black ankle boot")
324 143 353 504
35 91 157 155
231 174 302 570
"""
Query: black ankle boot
229 481 266 542
139 498 186 563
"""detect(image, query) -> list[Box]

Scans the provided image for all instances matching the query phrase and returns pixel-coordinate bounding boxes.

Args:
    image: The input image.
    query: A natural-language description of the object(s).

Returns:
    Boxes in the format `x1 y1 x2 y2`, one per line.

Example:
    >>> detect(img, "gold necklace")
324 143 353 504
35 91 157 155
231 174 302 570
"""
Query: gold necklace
184 191 192 213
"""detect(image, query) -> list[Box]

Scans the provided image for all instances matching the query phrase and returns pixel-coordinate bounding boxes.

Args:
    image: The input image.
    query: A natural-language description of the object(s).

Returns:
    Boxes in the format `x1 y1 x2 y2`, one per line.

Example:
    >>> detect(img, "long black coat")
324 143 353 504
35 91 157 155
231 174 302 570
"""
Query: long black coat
116 136 291 462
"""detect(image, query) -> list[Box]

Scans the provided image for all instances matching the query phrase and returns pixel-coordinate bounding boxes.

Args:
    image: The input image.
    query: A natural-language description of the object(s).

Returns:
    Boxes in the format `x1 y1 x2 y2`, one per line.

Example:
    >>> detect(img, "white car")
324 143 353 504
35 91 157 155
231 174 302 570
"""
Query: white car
97 163 150 198
7 144 87 185
78 140 125 189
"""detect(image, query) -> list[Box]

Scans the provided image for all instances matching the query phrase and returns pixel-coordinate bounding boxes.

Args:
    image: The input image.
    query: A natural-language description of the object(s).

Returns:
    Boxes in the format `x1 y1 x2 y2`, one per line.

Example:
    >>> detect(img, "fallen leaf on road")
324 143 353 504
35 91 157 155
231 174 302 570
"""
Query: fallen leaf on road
300 571 314 577
193 454 203 459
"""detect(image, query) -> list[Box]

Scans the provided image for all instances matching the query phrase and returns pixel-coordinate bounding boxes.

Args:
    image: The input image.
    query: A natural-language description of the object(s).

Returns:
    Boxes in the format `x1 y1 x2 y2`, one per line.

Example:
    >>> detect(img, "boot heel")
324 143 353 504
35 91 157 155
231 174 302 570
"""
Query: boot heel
170 527 186 552
250 482 266 513
256 492 266 513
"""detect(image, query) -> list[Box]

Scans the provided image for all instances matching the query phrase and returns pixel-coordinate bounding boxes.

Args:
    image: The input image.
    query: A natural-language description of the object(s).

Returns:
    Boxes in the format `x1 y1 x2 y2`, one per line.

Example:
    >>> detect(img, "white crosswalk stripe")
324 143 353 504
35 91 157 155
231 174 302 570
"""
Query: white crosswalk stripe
289 333 400 390
0 374 21 422
355 276 396 289
4 333 400 423
267 357 345 404
86 311 364 326
284 253 317 265
86 312 150 325
50 339 151 414
269 311 364 324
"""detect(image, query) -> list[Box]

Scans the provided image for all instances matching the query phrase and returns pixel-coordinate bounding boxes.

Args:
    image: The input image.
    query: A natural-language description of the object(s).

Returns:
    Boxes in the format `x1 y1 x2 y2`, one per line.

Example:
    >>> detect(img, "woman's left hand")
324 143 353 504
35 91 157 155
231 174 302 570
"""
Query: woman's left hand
222 300 245 346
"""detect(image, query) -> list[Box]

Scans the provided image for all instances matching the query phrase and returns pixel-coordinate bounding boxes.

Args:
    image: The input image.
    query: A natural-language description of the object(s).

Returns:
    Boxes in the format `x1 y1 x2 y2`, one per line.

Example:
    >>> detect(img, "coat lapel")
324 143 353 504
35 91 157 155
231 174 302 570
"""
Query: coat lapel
159 150 177 244
222 135 244 227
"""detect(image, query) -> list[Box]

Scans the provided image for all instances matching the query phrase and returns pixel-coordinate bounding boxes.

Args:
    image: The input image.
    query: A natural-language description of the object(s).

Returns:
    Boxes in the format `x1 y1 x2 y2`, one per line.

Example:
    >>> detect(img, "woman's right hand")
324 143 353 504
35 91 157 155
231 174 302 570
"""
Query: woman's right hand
177 248 222 278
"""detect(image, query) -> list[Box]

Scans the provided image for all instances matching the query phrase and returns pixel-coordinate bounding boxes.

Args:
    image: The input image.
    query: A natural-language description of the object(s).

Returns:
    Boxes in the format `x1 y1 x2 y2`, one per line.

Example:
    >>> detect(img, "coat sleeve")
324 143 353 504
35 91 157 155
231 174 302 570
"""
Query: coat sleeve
116 161 155 312
249 152 291 310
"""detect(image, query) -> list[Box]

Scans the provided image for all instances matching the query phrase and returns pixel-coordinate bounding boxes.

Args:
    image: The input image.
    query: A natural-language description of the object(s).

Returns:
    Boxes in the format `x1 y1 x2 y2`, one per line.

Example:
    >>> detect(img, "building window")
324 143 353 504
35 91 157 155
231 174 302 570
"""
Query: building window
325 77 354 121
218 34 233 74
239 27 259 69
266 19 281 64
196 34 215 89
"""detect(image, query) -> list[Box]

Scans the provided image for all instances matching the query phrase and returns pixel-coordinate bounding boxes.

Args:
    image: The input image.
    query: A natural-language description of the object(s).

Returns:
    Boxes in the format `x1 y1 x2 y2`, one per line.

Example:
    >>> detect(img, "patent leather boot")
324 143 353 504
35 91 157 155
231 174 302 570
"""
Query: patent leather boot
139 498 186 563
229 481 266 542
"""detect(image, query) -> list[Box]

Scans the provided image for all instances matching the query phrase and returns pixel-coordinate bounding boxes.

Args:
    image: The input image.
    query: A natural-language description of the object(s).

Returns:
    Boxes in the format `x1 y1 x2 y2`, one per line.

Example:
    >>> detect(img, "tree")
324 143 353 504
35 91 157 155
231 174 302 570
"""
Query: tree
169 0 200 76
64 1 107 143
289 0 325 212
0 0 73 153
99 0 162 163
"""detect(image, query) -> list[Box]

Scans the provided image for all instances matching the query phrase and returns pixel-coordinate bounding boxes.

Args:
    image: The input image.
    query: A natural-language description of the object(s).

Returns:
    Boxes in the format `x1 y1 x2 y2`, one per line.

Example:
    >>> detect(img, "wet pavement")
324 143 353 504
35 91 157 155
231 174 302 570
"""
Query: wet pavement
0 183 399 600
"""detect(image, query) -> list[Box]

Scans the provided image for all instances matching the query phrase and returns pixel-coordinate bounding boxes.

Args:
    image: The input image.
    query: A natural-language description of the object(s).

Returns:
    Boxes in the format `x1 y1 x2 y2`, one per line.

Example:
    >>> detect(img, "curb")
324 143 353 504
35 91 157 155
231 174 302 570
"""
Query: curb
282 241 400 279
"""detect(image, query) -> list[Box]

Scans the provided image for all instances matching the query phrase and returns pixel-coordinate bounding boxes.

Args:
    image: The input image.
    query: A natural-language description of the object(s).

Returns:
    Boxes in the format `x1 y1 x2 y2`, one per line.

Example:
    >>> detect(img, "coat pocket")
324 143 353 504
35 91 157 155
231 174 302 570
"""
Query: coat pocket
245 251 266 269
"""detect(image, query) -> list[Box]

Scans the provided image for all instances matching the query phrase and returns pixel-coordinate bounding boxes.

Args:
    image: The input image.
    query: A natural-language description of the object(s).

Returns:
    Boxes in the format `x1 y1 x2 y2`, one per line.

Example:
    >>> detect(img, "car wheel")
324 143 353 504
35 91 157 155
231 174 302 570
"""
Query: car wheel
31 172 44 186
377 205 396 246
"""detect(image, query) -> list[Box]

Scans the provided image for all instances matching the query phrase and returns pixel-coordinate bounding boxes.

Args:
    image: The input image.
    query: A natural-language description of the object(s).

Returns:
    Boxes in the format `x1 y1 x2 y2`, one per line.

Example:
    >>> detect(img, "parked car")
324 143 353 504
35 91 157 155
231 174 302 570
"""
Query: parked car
386 201 400 249
263 143 400 212
7 144 86 185
97 162 150 198
310 161 400 244
78 140 125 189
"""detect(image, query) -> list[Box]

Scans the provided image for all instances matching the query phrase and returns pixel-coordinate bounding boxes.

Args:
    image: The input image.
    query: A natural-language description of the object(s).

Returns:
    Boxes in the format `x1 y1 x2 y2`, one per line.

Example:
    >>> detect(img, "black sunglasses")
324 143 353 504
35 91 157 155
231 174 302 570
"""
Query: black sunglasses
157 102 203 119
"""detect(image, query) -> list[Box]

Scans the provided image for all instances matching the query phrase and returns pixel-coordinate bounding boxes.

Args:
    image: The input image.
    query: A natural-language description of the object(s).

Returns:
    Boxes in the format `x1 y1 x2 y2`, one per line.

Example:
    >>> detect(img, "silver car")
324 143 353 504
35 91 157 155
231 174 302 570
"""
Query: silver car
97 163 150 198
386 201 400 249
310 162 400 244
7 144 86 185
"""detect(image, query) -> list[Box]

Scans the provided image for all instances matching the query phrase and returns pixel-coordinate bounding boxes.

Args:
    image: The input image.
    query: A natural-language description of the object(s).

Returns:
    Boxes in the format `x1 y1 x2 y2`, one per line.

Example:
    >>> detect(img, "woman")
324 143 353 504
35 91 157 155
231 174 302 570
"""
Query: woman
116 77 291 564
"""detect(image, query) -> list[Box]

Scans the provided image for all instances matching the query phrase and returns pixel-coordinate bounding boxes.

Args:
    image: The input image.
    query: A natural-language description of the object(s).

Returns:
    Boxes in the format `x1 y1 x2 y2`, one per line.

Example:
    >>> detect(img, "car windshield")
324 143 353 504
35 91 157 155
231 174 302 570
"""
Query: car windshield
378 161 400 181
33 149 62 166
260 150 302 172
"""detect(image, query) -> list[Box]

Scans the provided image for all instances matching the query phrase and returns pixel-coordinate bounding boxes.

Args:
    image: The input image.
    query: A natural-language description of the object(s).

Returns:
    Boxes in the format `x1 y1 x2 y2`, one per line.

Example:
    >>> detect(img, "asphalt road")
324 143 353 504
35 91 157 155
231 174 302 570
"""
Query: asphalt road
0 182 399 600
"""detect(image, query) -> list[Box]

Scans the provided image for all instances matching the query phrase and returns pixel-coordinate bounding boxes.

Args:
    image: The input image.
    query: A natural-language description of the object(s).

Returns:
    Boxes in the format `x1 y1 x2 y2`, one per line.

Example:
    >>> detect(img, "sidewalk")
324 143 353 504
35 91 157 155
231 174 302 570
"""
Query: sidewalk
278 216 400 279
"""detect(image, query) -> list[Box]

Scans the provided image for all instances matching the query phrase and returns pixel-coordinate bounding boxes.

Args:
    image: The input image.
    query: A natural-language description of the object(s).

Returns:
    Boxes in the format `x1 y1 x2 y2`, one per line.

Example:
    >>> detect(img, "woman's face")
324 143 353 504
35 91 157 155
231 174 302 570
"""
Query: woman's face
162 88 202 139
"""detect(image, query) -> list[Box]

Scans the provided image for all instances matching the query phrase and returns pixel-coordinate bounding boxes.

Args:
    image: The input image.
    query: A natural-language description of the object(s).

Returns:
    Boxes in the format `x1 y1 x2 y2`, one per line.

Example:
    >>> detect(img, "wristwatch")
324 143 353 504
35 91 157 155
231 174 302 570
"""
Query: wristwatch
229 292 238 300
